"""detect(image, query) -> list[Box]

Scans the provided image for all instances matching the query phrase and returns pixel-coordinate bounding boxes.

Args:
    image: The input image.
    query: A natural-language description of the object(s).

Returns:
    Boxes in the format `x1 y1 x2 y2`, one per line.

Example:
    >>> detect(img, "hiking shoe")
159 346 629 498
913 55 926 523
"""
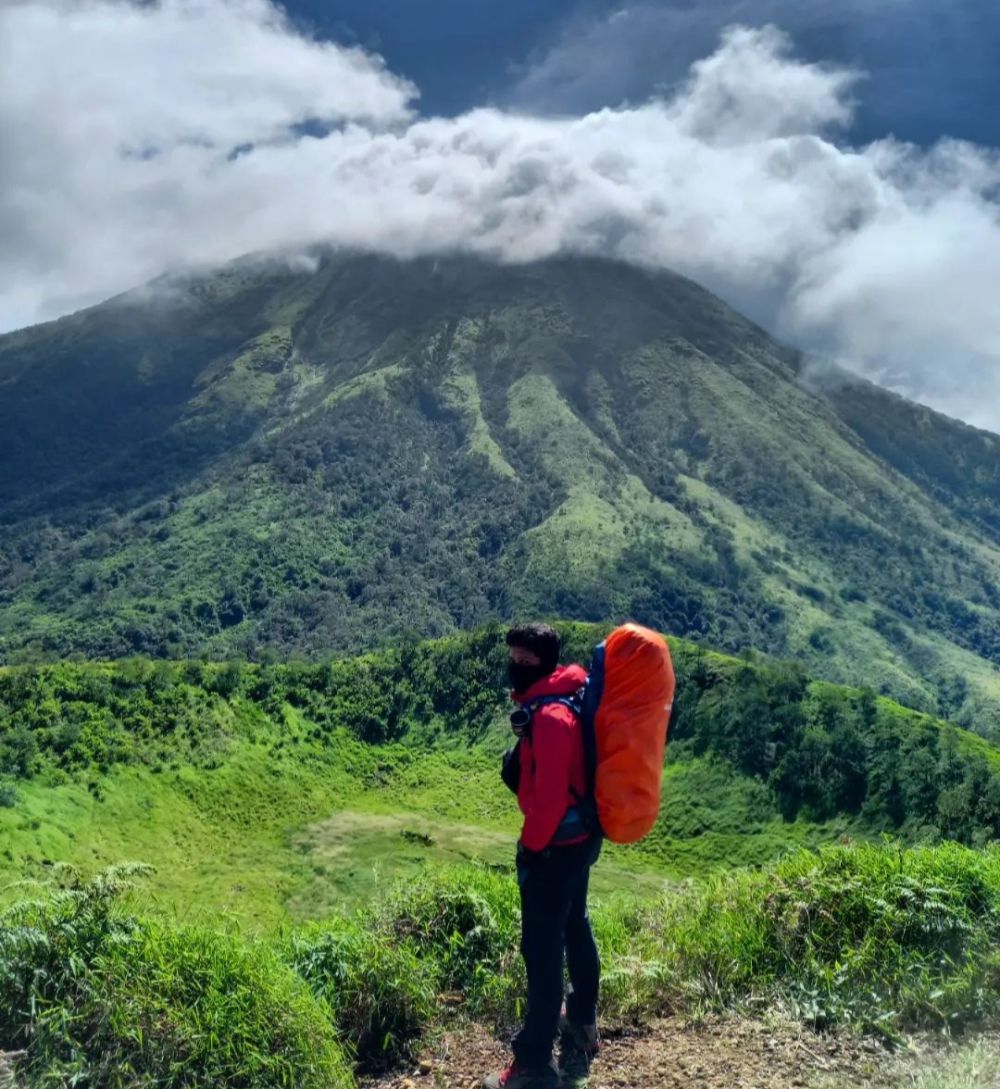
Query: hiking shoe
557 1012 599 1083
482 1059 559 1089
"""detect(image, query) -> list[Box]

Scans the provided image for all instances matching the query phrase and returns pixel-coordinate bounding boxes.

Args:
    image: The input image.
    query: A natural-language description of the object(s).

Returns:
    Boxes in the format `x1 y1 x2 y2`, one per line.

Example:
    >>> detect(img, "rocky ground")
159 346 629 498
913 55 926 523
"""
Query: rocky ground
364 1017 993 1089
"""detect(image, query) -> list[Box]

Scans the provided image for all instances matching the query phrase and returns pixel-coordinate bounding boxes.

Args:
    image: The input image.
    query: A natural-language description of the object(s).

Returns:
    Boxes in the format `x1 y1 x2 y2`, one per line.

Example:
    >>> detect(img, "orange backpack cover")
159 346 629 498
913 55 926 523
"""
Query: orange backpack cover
585 624 676 844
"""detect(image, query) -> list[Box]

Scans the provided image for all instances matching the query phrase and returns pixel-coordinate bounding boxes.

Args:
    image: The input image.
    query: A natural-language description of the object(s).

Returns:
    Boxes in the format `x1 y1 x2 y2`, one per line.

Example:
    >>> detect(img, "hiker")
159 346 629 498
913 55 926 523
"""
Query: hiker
485 623 601 1089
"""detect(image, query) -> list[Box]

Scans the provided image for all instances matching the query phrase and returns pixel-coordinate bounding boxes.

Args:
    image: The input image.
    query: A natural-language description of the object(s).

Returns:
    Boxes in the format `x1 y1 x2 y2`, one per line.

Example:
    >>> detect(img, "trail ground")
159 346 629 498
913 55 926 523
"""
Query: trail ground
3 1018 997 1087
365 1018 1000 1089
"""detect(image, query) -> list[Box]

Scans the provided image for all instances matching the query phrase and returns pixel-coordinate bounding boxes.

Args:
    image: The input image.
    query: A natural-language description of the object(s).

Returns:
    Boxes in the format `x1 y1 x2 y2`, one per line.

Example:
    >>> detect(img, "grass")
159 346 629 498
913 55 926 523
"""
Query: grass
0 865 350 1089
3 691 882 928
362 841 1000 1042
3 630 1000 1080
0 738 468 926
5 626 1000 927
903 1040 1000 1088
0 742 750 926
440 368 516 479
8 842 1000 1086
656 842 1000 1036
604 754 858 874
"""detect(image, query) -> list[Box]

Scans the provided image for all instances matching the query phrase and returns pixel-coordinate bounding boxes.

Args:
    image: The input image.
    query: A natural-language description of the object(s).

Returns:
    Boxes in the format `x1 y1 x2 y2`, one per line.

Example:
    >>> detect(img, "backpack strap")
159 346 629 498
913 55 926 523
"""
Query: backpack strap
526 693 582 718
578 644 604 802
512 693 581 738
571 644 605 838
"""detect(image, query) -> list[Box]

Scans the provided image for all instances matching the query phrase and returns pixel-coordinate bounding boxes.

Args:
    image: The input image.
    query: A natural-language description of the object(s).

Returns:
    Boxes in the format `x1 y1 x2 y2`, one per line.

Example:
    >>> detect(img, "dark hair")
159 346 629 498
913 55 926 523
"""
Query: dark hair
506 623 561 673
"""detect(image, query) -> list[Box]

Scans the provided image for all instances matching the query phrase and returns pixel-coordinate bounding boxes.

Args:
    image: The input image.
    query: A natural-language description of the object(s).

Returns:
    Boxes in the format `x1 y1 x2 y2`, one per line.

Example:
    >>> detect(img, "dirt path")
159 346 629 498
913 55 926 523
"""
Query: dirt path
364 1018 908 1089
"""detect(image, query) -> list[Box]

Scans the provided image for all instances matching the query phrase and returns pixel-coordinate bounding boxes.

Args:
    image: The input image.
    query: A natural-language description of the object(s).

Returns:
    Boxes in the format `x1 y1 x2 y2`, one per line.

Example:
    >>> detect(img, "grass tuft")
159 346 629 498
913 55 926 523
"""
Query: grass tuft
0 866 350 1088
283 918 436 1071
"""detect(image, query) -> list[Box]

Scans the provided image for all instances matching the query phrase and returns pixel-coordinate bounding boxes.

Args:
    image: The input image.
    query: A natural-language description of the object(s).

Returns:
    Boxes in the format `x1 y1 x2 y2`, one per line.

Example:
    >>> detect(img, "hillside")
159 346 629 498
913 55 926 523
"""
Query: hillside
3 625 1000 921
2 254 1000 734
4 627 1000 1085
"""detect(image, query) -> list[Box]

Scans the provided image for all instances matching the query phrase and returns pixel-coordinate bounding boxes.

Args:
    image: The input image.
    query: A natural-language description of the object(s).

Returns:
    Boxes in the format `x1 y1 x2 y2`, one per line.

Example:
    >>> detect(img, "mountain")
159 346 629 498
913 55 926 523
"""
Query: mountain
1 253 999 734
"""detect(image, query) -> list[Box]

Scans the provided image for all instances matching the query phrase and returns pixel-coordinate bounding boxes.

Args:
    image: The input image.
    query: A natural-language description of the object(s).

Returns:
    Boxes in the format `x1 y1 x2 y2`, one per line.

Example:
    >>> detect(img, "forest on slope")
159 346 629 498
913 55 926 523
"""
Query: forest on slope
1 255 1000 736
3 624 1000 922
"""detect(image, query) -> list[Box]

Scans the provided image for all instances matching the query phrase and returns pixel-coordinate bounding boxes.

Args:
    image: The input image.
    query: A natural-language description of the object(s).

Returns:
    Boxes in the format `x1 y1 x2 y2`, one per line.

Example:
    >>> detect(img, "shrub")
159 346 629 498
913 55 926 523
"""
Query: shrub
375 866 679 1028
284 918 436 1071
379 865 522 1019
4 844 1000 1085
356 845 1000 1041
0 866 350 1089
659 842 1000 1036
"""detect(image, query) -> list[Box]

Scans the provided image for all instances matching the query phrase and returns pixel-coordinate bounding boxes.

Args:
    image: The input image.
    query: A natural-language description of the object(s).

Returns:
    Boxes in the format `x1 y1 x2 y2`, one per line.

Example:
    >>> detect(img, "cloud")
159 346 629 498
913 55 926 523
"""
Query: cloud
0 0 415 321
506 1 1000 146
2 2 1000 431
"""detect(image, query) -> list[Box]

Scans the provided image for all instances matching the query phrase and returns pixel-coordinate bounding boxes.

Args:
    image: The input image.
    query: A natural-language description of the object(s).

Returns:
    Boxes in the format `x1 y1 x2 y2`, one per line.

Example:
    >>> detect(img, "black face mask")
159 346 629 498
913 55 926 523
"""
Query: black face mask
508 660 550 694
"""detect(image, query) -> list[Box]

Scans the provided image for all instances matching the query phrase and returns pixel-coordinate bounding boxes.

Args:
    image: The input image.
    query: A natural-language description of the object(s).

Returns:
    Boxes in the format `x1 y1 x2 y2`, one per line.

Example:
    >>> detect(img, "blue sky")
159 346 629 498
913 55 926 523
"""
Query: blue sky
290 0 999 147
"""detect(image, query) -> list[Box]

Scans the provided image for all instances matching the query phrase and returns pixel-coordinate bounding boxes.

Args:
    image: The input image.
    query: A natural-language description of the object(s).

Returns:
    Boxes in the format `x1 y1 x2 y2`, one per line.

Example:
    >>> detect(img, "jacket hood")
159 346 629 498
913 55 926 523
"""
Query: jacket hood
514 663 588 704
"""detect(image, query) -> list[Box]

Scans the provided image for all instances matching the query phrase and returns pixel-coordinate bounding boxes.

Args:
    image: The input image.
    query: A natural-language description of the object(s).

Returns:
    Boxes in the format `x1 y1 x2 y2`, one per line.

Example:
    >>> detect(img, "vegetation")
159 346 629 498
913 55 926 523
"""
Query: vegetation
903 1039 1000 1089
2 255 1000 736
0 865 350 1089
4 254 1000 1085
3 843 1000 1085
370 842 1000 1040
3 626 1000 871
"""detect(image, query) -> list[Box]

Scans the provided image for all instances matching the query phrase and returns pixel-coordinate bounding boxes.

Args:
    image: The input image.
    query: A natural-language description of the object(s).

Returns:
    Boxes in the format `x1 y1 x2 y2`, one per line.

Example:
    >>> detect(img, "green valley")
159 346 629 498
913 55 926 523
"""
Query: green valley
3 625 1000 923
3 628 1000 1087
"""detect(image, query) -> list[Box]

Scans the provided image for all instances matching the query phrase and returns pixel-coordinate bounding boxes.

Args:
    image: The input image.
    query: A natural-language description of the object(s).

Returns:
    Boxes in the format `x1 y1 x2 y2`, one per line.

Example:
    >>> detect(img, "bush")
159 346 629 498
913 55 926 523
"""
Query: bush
354 844 1000 1041
380 865 522 1020
659 842 1000 1036
284 918 436 1071
3 845 1000 1085
0 866 350 1089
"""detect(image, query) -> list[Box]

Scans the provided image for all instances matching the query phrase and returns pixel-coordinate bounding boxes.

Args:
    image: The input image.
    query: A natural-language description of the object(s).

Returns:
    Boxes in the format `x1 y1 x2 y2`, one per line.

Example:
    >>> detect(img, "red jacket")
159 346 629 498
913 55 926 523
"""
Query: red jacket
514 664 589 852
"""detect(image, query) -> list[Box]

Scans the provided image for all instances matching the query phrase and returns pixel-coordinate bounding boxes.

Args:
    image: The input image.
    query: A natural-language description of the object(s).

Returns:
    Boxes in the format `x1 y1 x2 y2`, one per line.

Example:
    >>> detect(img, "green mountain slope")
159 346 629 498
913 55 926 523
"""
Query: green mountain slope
3 624 999 923
2 254 999 733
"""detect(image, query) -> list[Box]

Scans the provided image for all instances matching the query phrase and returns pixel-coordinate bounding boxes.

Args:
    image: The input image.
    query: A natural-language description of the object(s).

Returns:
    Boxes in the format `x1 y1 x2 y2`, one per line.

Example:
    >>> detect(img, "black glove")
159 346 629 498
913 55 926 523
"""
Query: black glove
516 840 546 866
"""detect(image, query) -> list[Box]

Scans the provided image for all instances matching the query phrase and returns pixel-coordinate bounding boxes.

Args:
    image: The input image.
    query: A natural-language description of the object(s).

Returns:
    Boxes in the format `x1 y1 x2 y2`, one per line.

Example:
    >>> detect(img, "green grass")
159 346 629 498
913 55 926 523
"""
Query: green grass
440 367 516 478
4 841 1000 1084
0 731 957 933
0 866 350 1089
0 742 739 925
0 738 492 925
352 841 1000 1041
4 625 1000 927
603 754 858 874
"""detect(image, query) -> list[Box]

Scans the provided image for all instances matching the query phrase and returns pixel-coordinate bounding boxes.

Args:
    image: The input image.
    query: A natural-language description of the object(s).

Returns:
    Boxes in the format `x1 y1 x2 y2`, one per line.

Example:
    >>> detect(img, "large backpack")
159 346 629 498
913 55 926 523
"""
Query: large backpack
503 624 676 845
579 623 676 844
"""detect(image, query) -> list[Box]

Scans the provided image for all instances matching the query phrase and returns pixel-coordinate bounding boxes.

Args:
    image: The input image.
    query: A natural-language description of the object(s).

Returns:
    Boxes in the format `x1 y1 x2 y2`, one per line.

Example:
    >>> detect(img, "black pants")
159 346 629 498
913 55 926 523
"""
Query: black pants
512 837 602 1067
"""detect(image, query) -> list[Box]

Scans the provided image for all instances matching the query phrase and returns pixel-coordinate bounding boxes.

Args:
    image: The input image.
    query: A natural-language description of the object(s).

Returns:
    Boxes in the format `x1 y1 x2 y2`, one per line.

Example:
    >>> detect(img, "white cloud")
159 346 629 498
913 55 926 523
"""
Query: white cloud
666 25 857 143
2 1 999 430
0 0 415 320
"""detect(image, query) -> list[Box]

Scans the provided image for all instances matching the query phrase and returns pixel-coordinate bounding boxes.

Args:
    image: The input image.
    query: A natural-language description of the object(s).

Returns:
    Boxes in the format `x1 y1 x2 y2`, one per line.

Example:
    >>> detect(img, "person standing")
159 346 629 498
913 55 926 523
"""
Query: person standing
484 624 601 1089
